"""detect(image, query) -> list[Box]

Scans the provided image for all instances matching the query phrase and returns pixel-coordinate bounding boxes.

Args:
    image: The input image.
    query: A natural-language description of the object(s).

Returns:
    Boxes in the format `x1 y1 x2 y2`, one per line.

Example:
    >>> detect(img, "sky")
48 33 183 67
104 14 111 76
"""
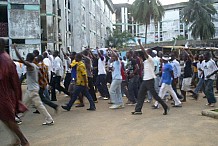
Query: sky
112 0 189 5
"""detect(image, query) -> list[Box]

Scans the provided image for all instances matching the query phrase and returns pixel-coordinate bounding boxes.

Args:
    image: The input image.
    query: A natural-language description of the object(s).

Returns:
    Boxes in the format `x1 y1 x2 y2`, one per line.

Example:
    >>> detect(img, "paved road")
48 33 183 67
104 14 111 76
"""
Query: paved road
1 87 218 146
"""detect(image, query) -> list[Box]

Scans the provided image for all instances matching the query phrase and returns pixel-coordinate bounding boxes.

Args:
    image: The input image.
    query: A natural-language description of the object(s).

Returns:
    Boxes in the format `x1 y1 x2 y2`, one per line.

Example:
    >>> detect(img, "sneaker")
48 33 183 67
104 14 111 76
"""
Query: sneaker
131 111 142 115
127 102 136 106
94 100 98 103
152 105 159 109
205 103 211 106
144 100 151 103
109 105 120 109
192 93 199 100
42 121 54 126
15 117 22 125
103 97 109 100
117 104 125 108
87 107 96 111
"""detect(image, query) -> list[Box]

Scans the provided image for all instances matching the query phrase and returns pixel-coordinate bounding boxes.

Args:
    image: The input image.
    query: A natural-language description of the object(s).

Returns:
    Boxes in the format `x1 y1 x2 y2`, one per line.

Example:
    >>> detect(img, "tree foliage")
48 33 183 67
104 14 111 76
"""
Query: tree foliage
106 29 135 48
182 0 217 40
132 0 165 44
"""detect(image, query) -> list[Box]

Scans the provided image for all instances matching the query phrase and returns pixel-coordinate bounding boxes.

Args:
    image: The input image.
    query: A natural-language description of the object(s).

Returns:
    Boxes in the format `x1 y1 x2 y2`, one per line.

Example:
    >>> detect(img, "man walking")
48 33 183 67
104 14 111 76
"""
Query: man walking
132 39 169 115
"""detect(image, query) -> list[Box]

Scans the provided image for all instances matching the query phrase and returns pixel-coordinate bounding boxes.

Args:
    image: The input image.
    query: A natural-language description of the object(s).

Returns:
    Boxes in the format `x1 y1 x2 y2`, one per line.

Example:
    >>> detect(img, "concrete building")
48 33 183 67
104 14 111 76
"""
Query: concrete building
70 0 115 52
40 0 72 52
0 0 41 59
114 3 138 37
138 0 218 44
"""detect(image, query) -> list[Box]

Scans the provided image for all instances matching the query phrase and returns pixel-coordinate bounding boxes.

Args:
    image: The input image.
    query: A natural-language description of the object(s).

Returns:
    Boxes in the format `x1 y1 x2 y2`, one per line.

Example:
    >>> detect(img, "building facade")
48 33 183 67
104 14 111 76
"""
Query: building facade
70 0 115 52
0 0 41 59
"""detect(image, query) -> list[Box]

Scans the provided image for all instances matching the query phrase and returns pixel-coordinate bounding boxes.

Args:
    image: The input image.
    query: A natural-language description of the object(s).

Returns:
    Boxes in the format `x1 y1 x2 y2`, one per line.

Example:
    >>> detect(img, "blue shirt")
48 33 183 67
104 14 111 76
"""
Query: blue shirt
112 60 122 80
162 63 173 85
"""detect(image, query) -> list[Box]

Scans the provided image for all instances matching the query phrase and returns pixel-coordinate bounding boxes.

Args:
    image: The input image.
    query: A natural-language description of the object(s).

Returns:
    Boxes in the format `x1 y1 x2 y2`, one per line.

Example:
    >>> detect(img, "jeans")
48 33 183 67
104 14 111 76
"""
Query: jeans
194 78 205 94
51 76 69 101
128 75 139 103
204 79 216 104
109 79 123 105
96 74 109 97
39 87 58 110
67 85 95 109
135 79 168 112
121 80 129 99
43 87 50 100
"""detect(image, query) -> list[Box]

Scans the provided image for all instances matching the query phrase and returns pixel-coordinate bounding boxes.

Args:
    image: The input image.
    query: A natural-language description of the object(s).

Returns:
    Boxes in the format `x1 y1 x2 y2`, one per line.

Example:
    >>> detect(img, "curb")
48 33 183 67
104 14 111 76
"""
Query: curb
202 108 218 119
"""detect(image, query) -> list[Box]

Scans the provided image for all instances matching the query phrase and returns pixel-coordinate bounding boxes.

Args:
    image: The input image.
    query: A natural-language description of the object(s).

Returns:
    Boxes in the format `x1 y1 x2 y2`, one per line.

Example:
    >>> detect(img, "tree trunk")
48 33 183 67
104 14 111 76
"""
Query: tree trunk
145 24 148 45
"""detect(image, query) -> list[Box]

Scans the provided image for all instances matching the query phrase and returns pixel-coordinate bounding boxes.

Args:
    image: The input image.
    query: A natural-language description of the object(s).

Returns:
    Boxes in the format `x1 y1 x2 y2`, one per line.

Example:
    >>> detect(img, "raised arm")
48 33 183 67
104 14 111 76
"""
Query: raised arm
96 47 104 61
61 48 67 57
12 44 32 67
108 48 118 60
138 39 148 59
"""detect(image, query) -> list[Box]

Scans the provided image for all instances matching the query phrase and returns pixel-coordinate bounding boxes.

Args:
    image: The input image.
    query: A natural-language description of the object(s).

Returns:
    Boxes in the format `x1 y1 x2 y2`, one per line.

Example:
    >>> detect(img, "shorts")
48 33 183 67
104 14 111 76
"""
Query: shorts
181 77 192 91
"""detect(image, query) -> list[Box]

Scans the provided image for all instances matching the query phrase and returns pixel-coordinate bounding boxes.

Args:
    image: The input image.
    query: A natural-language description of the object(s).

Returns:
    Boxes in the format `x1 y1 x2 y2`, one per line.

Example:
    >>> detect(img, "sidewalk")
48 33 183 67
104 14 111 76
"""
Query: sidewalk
1 87 218 146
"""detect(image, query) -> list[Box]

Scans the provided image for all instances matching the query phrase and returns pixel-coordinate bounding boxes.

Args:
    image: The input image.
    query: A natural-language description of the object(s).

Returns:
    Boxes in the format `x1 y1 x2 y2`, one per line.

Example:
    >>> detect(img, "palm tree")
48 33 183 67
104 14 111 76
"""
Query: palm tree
132 0 165 44
182 0 217 40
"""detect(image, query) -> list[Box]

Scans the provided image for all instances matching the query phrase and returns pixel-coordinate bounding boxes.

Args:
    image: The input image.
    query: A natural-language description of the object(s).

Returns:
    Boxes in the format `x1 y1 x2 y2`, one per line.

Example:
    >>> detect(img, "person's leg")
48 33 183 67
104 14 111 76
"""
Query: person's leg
194 78 204 94
167 85 181 105
155 83 168 107
133 76 139 100
2 120 29 146
31 90 53 123
82 87 96 109
96 75 105 97
205 80 216 104
64 73 71 91
134 81 148 112
88 77 97 101
128 78 137 103
55 76 69 95
172 79 183 99
43 87 50 100
121 80 130 99
146 79 168 114
67 86 83 108
109 80 117 104
51 76 57 101
116 80 123 105
101 74 110 98
39 88 58 110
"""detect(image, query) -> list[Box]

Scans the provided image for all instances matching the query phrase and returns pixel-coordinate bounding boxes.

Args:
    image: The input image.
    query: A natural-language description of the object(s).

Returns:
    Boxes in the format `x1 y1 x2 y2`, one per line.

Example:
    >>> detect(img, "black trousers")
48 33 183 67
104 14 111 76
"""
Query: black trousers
172 79 183 99
88 77 97 101
51 76 69 101
64 73 72 91
39 87 58 109
135 79 168 112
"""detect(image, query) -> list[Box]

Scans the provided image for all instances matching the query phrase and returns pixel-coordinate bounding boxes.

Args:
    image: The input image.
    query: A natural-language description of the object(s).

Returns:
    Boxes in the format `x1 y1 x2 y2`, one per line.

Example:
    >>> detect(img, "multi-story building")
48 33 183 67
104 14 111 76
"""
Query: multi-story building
40 0 71 51
114 3 138 37
0 0 41 59
70 0 115 52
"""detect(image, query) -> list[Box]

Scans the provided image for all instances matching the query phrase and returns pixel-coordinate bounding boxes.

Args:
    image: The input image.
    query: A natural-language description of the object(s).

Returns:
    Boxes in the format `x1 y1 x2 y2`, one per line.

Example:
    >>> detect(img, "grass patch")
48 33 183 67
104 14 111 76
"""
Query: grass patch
211 109 218 112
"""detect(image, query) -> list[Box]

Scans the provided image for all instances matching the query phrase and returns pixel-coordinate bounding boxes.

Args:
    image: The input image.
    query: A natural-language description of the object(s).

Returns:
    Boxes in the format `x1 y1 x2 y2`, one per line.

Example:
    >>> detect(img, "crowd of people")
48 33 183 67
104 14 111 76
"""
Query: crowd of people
1 37 218 145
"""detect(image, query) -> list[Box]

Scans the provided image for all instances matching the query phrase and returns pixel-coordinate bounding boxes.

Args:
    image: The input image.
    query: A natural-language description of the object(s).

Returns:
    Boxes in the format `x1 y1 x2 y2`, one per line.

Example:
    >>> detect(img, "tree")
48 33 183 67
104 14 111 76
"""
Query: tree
182 0 217 40
106 29 135 48
132 0 165 44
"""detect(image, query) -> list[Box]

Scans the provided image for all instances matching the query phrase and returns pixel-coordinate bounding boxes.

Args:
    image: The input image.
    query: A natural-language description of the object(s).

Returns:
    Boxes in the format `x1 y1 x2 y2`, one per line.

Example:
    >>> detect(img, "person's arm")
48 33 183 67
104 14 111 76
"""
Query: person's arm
108 48 118 60
206 61 218 78
181 48 193 61
67 47 71 54
12 44 32 67
138 39 148 59
96 48 104 61
61 48 67 58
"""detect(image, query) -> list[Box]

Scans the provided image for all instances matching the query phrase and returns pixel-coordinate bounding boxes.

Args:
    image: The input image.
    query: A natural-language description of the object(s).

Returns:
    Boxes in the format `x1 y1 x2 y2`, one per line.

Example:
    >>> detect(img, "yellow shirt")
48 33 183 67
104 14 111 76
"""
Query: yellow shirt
71 60 88 86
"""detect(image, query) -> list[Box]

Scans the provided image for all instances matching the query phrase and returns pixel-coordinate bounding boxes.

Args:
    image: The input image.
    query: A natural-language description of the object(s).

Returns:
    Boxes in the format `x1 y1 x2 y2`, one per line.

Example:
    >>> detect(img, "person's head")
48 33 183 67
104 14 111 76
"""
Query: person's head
204 51 211 61
162 55 170 63
37 55 44 63
70 52 77 60
0 38 5 52
53 50 59 57
158 51 163 58
170 52 176 61
119 57 122 61
152 50 157 57
83 50 89 56
133 51 139 58
47 50 51 55
123 56 126 61
100 50 104 55
126 50 133 59
199 55 204 62
138 51 145 61
146 48 152 56
194 54 199 60
26 53 35 62
75 53 82 62
33 50 39 57
43 52 48 58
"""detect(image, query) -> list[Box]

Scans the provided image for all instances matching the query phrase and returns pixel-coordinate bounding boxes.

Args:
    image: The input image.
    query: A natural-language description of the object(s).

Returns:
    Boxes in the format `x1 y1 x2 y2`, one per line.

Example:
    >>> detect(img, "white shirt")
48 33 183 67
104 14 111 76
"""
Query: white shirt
143 55 156 80
197 61 204 78
98 57 106 75
153 56 160 74
53 56 64 77
202 59 218 80
14 61 26 78
43 58 52 72
170 59 181 78
63 57 71 73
